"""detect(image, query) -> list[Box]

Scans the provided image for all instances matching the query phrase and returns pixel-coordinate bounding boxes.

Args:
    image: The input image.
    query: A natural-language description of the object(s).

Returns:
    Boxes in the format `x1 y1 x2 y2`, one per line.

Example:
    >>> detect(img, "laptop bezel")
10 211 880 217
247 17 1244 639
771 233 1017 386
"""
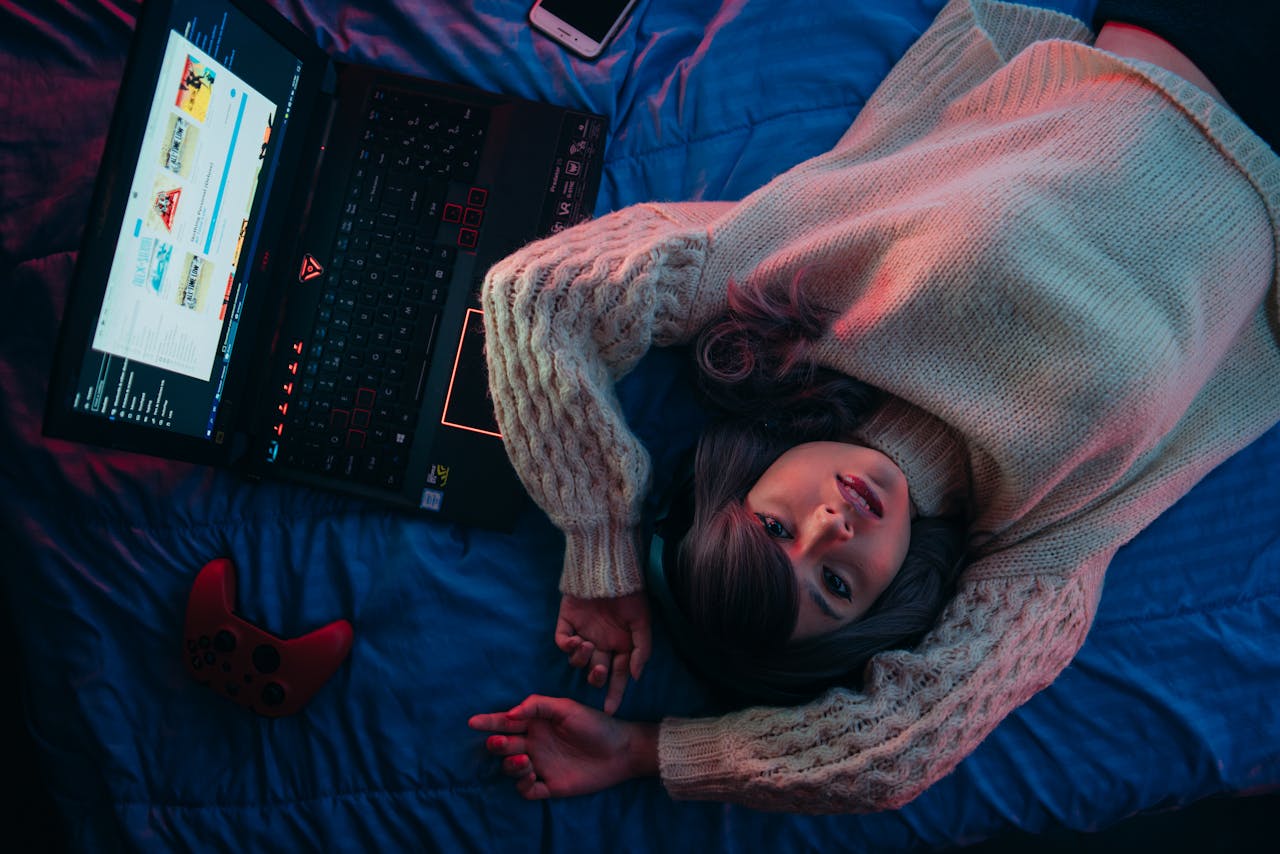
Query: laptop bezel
43 0 333 467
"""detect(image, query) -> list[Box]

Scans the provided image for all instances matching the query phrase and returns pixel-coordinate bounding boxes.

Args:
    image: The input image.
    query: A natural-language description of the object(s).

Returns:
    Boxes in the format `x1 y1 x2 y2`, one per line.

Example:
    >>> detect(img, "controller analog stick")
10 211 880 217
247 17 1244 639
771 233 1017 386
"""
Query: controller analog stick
261 682 286 707
253 643 281 674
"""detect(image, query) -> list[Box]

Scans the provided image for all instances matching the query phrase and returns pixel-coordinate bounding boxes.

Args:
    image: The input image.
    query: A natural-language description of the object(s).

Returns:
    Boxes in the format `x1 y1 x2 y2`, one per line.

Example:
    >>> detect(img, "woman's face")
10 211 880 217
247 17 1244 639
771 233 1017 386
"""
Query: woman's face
745 441 914 641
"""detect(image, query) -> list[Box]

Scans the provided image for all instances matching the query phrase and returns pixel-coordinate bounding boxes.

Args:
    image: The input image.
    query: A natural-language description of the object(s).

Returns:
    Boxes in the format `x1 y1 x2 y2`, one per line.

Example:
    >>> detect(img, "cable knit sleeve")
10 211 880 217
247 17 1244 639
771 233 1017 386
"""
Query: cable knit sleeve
481 202 734 598
657 543 1103 813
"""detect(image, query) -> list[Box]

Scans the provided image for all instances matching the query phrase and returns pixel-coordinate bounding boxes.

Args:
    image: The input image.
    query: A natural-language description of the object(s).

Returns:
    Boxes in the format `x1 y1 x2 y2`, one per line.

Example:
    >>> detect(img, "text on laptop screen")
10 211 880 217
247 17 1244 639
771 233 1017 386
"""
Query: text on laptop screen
73 0 302 440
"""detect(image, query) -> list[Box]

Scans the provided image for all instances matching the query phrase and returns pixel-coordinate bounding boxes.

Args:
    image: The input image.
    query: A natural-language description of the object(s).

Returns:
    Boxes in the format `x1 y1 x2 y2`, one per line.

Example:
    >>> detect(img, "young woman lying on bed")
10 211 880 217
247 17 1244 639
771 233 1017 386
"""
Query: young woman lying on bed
469 0 1280 813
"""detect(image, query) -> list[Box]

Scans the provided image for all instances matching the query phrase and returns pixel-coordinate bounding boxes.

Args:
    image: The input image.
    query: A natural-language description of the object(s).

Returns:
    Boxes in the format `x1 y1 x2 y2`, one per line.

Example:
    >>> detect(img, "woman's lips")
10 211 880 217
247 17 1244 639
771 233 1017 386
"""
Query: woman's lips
838 474 883 519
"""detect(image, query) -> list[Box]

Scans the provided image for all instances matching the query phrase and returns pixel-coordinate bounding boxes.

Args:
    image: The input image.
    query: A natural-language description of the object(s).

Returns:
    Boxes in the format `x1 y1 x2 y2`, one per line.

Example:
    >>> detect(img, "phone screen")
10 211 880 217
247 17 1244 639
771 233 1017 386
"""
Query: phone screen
538 0 633 42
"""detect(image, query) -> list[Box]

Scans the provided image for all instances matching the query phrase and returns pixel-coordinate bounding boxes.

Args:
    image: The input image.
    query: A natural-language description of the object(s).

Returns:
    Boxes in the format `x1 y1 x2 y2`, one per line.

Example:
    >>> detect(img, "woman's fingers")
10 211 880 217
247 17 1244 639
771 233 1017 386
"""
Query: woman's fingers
515 772 550 800
631 625 651 681
494 738 551 798
485 734 527 756
587 647 609 687
568 639 594 669
603 652 629 715
508 694 572 724
501 754 533 777
567 640 619 695
554 616 579 654
467 712 528 734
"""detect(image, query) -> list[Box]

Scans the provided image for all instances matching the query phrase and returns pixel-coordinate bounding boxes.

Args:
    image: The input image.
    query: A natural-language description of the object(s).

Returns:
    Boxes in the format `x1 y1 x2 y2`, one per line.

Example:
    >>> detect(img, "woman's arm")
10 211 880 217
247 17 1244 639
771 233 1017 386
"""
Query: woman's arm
656 549 1100 813
482 201 732 711
482 201 734 599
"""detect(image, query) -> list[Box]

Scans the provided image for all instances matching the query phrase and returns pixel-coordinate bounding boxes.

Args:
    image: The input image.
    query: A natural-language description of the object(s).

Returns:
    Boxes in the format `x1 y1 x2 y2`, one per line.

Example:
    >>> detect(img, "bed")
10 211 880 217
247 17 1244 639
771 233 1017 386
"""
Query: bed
2 0 1278 850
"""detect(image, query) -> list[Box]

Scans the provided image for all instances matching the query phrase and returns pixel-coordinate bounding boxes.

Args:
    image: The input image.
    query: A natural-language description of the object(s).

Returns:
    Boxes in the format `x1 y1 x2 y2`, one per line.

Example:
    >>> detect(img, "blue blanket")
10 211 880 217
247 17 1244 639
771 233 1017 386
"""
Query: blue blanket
2 0 1278 849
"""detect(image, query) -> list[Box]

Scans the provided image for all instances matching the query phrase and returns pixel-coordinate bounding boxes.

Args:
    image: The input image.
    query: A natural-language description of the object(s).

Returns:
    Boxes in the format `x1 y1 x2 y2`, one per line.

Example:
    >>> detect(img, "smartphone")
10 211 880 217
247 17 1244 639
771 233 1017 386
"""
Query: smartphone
528 0 639 60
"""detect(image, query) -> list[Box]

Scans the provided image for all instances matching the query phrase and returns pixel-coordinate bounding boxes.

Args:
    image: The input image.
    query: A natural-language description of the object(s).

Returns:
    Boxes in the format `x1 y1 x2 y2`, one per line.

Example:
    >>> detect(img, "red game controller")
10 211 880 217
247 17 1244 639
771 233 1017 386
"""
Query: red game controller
183 557 353 717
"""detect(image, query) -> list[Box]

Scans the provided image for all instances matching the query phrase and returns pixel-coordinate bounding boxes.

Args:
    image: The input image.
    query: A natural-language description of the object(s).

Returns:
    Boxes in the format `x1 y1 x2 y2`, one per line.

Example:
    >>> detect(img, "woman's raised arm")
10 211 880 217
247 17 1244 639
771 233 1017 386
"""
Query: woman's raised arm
481 202 734 599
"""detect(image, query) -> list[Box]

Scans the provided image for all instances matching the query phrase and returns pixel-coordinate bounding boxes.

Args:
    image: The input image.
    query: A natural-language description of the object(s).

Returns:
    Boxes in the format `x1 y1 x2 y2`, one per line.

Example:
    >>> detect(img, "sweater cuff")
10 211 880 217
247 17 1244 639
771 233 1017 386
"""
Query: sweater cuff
558 520 645 599
656 715 745 801
852 401 968 519
973 0 1092 58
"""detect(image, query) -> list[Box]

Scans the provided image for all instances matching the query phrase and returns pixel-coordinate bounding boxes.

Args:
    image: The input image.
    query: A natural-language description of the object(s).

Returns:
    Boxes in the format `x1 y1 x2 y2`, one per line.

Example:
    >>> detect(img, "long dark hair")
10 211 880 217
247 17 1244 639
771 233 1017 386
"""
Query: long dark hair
664 272 966 705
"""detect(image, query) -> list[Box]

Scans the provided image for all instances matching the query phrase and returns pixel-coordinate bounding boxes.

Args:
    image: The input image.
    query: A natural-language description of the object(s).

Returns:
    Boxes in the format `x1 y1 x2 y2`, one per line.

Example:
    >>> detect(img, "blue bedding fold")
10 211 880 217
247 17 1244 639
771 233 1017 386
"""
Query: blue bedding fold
3 0 1278 850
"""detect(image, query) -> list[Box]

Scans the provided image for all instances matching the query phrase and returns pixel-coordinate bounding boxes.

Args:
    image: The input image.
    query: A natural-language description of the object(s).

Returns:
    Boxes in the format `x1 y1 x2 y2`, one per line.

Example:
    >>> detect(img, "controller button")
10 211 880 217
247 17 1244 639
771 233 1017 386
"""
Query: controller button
214 630 236 652
187 640 197 653
191 656 203 670
261 682 286 706
199 635 212 648
204 652 216 665
222 662 232 672
243 673 253 683
252 644 281 674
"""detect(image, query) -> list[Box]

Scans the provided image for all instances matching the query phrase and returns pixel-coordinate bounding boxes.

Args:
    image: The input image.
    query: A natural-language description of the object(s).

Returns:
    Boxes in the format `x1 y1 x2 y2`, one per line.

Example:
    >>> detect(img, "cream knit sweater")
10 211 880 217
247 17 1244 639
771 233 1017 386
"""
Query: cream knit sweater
481 0 1280 812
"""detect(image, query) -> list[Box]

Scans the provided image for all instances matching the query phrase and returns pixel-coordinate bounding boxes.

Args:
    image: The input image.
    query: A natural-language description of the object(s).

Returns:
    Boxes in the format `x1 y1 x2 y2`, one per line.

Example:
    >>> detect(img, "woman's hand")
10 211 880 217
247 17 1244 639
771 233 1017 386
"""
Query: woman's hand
468 695 659 800
556 593 652 714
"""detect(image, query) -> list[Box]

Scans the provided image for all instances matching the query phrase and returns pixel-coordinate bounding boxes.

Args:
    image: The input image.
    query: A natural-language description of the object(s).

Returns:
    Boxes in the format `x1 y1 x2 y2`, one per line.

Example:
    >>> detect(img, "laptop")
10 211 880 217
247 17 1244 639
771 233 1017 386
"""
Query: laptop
43 0 607 531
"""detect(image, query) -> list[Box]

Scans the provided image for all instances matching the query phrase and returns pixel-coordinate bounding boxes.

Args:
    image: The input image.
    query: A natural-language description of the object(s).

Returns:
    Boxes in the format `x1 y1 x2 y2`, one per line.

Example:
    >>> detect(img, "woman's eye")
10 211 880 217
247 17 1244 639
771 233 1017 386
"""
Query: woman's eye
823 567 851 600
755 514 792 540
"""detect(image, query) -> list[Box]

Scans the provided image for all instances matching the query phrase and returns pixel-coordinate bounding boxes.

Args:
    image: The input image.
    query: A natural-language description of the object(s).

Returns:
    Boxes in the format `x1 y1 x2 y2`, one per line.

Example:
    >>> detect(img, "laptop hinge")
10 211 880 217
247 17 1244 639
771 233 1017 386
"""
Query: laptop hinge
321 60 339 96
295 91 340 238
235 82 339 466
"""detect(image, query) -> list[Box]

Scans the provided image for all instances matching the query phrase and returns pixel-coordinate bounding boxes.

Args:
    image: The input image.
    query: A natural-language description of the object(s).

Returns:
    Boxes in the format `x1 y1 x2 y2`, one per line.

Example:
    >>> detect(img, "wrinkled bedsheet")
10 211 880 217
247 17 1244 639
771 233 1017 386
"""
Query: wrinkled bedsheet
2 0 1278 850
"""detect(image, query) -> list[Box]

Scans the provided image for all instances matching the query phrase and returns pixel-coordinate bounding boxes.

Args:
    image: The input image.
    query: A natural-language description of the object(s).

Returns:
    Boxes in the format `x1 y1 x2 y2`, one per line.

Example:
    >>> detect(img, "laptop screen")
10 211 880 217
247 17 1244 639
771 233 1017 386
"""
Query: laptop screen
68 0 304 441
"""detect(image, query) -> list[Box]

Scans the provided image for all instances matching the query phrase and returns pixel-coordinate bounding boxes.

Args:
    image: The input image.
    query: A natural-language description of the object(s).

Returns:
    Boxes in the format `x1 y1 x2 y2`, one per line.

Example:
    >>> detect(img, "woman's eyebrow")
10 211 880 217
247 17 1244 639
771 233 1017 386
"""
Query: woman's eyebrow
807 583 842 621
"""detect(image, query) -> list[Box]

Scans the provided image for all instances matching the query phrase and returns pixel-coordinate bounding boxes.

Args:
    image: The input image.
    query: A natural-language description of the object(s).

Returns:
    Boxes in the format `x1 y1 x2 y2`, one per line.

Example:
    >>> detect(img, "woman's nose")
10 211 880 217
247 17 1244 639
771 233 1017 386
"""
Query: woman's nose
810 505 852 544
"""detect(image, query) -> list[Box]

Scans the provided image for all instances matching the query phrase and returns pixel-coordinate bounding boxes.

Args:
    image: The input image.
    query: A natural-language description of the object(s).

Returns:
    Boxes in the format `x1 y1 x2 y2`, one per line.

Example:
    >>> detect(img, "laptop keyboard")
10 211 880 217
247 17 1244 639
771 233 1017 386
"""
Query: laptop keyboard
270 88 491 491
